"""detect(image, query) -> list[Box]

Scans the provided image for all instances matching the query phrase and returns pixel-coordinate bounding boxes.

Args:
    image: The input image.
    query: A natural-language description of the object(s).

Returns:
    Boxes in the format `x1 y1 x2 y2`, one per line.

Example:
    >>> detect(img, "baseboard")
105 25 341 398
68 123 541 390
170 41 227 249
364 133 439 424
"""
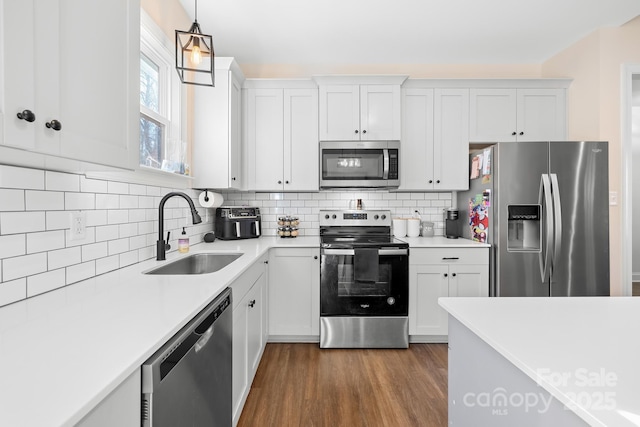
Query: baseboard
268 335 320 343
410 335 448 344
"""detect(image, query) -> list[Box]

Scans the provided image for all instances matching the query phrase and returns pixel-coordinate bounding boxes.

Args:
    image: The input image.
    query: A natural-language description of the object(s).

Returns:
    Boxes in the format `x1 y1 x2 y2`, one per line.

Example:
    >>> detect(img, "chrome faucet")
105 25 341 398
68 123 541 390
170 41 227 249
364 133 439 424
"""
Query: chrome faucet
157 192 203 261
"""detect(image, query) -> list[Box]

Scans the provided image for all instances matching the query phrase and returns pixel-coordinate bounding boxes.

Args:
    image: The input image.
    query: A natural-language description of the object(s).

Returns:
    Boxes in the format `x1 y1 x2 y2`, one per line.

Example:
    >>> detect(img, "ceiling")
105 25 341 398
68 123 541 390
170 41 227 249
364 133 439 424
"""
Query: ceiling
180 0 640 66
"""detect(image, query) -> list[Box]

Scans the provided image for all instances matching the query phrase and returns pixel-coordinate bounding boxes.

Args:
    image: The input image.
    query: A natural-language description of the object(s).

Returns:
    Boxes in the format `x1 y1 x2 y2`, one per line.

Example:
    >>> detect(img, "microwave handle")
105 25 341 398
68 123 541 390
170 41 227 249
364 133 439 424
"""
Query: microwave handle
383 149 389 179
235 222 241 237
255 221 260 237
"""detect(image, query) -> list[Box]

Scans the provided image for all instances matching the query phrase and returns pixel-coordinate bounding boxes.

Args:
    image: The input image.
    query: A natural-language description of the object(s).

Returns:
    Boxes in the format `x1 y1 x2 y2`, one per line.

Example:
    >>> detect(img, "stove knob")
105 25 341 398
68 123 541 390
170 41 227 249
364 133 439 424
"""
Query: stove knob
381 214 387 220
332 214 337 219
374 214 379 220
387 297 396 306
324 214 330 219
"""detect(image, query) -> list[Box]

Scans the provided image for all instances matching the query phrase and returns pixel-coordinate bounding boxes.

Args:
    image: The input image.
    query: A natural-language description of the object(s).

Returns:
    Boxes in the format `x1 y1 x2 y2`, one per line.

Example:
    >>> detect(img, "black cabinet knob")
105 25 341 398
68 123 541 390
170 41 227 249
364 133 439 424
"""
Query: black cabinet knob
355 129 359 134
278 180 282 184
452 273 457 277
285 180 289 184
248 299 256 308
511 131 517 136
362 130 367 134
444 273 448 278
232 177 236 181
429 180 433 184
45 120 62 131
314 255 318 260
17 109 36 122
436 180 440 184
519 132 524 136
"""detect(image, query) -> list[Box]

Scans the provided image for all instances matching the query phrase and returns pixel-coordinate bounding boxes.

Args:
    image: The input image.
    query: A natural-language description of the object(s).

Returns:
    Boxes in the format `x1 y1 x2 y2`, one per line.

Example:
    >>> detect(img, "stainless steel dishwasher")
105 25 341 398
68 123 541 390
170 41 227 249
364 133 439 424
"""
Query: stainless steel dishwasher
142 288 232 427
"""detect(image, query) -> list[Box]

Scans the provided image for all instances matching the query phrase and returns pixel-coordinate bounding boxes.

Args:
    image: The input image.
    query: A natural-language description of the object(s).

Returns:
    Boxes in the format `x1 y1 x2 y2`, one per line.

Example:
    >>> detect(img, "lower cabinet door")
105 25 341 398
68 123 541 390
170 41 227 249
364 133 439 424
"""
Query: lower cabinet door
448 264 489 297
246 272 266 376
409 264 449 336
268 248 319 337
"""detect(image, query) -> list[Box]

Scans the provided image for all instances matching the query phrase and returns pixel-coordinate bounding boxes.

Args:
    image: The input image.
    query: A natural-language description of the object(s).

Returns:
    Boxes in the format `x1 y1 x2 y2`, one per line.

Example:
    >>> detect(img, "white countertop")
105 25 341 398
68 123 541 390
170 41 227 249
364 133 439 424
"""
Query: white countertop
439 297 640 427
401 236 490 248
0 234 484 427
0 237 317 427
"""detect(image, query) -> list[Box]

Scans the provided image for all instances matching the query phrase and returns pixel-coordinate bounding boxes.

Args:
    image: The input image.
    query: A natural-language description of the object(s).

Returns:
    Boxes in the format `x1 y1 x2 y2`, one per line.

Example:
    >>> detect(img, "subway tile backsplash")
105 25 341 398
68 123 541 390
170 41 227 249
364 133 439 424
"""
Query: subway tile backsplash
218 190 452 237
0 165 213 307
0 163 453 307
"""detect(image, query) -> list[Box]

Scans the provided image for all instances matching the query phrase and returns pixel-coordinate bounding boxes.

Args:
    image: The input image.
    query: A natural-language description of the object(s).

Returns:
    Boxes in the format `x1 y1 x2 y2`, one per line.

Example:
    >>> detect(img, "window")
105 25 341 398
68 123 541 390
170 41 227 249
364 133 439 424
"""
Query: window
140 13 187 175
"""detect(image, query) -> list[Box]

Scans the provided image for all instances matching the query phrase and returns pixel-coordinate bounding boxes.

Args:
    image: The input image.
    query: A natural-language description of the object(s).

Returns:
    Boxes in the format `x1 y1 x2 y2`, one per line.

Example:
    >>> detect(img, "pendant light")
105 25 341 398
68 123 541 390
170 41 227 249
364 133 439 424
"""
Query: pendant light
175 0 215 87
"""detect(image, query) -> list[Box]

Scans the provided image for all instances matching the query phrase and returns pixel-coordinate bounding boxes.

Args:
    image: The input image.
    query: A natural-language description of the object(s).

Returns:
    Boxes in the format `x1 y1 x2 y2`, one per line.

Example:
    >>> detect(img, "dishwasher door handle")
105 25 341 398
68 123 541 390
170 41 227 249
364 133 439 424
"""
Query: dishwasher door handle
195 324 215 353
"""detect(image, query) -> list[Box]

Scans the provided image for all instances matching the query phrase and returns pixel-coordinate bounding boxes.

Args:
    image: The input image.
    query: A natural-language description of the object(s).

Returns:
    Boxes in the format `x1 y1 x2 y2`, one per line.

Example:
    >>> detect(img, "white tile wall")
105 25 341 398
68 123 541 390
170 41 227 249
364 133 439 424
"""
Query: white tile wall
0 165 213 307
0 164 454 308
219 190 452 237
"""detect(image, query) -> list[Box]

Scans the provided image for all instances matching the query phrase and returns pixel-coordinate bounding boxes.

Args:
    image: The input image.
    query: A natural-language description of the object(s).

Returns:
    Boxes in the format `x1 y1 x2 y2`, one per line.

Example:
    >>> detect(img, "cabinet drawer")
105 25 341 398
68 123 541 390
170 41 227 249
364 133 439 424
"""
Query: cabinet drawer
410 248 488 265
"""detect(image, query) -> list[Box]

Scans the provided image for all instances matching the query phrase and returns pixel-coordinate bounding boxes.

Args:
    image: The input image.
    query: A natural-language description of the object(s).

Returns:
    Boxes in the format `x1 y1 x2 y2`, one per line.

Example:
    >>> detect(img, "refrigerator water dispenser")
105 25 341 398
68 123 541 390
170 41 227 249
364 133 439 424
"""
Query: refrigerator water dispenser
507 205 541 252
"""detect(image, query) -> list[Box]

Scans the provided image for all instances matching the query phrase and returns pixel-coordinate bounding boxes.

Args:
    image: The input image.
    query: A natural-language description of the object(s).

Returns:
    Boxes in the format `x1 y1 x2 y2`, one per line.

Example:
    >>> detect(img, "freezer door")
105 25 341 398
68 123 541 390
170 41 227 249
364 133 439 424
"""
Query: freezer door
549 141 609 296
494 142 550 296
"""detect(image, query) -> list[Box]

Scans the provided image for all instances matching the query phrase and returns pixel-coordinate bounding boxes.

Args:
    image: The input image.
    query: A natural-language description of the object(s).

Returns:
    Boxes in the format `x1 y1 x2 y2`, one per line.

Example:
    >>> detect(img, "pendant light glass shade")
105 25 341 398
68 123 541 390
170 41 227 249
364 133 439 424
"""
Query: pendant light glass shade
175 0 215 87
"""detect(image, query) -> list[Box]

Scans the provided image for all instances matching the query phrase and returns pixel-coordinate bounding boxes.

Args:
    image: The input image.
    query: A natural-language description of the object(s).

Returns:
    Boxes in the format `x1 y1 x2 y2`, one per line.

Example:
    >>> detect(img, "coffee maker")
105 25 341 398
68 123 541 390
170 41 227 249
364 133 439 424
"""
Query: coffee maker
444 208 460 239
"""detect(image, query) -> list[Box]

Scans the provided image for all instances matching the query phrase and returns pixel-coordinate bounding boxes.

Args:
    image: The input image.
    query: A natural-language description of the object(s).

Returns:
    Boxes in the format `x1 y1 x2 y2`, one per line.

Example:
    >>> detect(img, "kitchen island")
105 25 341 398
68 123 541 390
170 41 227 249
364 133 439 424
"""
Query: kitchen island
439 297 640 427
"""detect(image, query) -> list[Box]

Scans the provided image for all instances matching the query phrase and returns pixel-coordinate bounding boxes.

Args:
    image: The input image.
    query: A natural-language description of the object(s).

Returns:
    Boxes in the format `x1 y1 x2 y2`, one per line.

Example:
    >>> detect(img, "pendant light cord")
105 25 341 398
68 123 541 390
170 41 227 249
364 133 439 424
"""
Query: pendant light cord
194 0 198 23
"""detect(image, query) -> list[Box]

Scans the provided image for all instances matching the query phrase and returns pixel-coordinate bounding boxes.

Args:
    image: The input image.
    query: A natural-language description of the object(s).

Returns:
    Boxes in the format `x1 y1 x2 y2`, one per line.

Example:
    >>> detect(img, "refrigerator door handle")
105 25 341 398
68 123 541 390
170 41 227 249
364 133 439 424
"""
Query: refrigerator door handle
538 174 553 283
550 173 562 270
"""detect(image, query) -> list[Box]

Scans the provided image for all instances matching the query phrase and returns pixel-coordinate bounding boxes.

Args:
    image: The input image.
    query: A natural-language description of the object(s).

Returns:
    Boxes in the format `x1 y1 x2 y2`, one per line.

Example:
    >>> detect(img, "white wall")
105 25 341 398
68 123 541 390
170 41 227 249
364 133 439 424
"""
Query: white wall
0 165 213 307
633 75 640 281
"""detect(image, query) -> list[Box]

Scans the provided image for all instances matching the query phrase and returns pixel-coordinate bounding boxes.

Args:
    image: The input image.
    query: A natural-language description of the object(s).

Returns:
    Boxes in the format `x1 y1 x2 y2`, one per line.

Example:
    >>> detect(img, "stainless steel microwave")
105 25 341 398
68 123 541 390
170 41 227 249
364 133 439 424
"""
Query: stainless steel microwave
320 141 400 189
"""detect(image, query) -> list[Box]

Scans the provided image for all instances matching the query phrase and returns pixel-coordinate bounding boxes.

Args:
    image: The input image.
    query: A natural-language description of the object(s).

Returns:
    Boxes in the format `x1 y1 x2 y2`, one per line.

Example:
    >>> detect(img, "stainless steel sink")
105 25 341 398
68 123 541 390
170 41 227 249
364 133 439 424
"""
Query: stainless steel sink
145 253 243 275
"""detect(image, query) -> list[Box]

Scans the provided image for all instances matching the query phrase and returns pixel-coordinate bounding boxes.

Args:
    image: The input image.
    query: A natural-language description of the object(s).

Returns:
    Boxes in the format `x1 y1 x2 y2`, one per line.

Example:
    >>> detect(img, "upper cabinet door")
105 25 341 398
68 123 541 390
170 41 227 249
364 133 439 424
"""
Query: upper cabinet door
469 89 517 142
319 85 360 140
284 88 319 191
57 0 138 168
516 89 566 142
229 75 243 189
360 85 401 140
248 88 285 191
433 89 469 191
400 88 435 190
1 0 138 169
2 0 58 154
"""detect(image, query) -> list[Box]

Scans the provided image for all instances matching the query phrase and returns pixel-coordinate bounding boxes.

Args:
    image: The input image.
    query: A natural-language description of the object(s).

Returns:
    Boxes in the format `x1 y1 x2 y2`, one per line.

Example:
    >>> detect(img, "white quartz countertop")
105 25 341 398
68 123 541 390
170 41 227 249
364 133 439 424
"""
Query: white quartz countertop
439 297 640 427
0 236 317 427
0 234 486 427
401 236 490 248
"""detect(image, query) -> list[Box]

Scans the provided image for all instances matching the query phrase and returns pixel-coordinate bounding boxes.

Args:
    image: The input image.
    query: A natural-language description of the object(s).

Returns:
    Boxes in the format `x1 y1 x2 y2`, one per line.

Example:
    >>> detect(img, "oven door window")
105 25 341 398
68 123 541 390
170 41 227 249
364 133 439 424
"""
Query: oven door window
321 253 408 316
321 149 384 181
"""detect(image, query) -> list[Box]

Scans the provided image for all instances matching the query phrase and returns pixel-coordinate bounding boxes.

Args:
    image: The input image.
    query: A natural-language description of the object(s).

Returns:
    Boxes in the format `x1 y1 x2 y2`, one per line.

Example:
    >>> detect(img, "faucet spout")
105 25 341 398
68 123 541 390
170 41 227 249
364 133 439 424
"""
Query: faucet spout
157 192 203 261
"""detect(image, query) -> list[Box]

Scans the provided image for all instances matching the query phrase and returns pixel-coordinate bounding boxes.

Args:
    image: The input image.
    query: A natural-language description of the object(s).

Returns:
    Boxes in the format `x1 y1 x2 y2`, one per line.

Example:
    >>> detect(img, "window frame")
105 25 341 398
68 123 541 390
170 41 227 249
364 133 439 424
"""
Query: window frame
139 10 186 175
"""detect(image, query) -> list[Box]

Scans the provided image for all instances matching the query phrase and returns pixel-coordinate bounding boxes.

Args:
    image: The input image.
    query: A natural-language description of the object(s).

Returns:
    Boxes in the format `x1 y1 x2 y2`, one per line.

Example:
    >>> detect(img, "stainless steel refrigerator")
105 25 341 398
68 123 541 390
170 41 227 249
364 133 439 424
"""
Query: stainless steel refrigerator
457 141 609 297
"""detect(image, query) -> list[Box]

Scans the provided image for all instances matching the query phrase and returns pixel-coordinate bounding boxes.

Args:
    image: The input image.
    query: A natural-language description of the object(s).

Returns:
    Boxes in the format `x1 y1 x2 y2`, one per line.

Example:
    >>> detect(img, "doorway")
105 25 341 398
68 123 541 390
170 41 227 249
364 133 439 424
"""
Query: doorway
622 65 640 296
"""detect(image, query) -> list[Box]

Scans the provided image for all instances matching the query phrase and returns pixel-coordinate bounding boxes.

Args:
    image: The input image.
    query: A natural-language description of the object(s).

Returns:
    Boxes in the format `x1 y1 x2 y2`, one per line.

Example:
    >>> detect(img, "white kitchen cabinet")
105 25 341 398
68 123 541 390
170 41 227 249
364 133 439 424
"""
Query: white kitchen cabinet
409 248 488 341
268 247 320 340
245 82 319 192
231 255 268 426
75 369 140 427
469 88 566 142
193 58 244 189
400 88 469 191
0 0 139 169
319 84 401 141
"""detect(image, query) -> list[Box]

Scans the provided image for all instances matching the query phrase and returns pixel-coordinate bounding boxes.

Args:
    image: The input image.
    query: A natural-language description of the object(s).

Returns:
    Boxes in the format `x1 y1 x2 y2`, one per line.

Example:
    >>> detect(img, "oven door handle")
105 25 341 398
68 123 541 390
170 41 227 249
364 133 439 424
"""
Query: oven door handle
322 248 408 256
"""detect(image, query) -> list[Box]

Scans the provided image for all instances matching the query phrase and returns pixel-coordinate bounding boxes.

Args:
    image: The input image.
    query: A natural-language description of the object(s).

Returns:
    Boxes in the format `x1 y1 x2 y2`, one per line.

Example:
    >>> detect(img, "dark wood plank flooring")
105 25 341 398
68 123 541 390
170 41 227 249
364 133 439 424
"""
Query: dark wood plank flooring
237 343 448 427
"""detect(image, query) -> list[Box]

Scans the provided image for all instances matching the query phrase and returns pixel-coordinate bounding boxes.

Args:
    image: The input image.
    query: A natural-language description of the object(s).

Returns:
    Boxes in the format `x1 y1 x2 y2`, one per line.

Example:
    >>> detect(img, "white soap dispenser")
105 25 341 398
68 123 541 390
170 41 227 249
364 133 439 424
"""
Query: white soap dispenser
178 227 190 253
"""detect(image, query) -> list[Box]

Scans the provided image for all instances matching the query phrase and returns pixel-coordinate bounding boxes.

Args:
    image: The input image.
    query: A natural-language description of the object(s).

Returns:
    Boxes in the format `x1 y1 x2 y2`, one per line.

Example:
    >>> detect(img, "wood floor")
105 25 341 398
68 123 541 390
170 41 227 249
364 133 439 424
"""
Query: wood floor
237 343 448 427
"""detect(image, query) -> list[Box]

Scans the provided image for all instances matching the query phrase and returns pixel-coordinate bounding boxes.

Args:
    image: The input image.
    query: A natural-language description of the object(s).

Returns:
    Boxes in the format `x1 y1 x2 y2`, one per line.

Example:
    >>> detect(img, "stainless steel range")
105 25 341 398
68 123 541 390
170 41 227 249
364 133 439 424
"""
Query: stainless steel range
319 209 409 348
